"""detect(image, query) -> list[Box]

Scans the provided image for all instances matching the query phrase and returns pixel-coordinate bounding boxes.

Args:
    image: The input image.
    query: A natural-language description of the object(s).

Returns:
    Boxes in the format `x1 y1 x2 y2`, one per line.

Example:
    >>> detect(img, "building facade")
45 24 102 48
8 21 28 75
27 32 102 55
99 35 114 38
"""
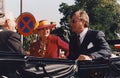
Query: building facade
0 0 4 12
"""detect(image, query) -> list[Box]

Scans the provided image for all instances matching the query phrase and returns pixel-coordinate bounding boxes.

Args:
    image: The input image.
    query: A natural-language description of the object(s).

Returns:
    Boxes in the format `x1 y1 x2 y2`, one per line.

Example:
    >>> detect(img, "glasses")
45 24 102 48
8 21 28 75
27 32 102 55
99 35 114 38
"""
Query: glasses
70 19 83 24
0 13 5 18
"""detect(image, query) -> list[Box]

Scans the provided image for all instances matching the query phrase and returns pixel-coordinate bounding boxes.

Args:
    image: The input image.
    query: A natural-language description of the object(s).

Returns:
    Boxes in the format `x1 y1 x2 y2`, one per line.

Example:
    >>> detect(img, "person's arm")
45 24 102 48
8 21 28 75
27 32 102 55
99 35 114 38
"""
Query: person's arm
57 36 69 57
8 32 23 54
77 31 111 60
89 31 111 59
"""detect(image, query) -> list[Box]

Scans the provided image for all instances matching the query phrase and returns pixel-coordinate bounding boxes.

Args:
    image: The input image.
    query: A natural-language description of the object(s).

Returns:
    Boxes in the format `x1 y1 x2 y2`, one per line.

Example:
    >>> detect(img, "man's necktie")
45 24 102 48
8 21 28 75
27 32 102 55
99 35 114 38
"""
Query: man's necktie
77 35 81 48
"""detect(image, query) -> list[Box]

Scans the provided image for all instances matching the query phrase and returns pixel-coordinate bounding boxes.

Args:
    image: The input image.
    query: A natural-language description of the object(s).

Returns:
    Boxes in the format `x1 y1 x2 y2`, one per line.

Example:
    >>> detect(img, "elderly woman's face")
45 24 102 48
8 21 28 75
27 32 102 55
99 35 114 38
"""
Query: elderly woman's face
38 28 50 37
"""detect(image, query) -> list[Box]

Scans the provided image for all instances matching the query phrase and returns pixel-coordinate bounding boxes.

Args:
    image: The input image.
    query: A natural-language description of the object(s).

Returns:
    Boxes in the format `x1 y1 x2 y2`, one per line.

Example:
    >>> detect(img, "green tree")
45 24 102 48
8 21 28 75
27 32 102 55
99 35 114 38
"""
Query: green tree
59 0 120 40
23 34 37 51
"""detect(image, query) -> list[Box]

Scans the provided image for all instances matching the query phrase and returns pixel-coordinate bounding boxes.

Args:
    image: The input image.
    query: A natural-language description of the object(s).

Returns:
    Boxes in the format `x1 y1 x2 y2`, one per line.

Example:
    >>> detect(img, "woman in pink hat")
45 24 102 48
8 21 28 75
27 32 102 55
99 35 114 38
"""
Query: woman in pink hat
29 20 69 59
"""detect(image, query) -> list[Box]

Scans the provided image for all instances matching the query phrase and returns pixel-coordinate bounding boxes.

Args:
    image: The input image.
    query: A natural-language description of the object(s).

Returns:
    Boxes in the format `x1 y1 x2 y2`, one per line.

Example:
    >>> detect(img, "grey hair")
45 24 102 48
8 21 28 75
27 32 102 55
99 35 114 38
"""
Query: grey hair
0 11 15 25
70 9 89 27
78 10 89 27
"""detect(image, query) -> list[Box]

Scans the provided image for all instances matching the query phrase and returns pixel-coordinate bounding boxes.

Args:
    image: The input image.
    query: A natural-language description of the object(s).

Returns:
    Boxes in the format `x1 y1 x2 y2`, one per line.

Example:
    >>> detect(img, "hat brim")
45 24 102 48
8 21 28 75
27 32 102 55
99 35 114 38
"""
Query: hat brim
37 24 55 30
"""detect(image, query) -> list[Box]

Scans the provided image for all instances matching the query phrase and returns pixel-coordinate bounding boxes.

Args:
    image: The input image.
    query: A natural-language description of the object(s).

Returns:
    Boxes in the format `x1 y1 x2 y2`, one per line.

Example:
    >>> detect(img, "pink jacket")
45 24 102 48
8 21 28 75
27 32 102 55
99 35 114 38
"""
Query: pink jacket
29 35 69 58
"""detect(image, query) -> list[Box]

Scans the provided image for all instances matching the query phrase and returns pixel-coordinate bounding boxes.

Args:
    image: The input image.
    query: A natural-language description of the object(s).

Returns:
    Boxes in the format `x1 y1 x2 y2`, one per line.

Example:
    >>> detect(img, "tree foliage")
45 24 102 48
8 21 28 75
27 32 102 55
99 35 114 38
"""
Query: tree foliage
59 0 120 40
23 0 120 51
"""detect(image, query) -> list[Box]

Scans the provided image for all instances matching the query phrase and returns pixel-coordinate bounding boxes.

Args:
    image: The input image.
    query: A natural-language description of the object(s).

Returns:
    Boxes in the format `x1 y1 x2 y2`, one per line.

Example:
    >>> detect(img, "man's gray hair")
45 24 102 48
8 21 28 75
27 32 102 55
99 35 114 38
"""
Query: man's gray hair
76 10 89 27
70 9 89 27
0 11 15 25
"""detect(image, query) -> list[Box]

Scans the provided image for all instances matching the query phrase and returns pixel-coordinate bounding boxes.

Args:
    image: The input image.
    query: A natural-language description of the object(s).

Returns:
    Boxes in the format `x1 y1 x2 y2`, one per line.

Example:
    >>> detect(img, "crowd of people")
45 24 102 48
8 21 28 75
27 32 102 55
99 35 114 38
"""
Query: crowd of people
0 9 114 78
29 9 112 60
0 9 112 60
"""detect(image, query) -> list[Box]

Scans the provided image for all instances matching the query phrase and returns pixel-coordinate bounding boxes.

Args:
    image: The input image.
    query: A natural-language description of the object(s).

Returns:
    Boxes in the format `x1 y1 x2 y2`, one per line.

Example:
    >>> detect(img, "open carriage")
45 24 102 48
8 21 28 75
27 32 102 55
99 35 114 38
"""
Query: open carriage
0 53 120 78
0 39 120 78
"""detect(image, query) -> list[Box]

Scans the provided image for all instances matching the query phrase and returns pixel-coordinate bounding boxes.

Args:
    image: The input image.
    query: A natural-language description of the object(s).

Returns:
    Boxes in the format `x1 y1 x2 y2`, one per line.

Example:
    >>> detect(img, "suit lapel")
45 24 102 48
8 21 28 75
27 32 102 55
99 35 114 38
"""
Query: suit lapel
81 30 92 49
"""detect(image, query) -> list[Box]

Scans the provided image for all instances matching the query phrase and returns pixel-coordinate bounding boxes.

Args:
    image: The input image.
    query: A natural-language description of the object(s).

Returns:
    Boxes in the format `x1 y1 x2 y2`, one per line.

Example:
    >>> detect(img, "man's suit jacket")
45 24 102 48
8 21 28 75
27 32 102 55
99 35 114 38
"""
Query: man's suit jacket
0 26 23 54
68 29 111 60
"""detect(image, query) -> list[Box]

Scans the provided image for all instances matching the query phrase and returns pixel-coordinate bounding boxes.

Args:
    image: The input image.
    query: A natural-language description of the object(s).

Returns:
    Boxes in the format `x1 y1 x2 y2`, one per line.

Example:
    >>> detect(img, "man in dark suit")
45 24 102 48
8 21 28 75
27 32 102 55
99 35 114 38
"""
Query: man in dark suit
0 12 23 78
67 9 111 60
0 12 23 53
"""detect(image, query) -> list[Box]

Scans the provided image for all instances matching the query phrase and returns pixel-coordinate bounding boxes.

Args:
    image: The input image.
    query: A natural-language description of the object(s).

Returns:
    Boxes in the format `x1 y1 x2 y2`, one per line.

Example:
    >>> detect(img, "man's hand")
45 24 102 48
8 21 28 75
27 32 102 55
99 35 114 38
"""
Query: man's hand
77 54 92 60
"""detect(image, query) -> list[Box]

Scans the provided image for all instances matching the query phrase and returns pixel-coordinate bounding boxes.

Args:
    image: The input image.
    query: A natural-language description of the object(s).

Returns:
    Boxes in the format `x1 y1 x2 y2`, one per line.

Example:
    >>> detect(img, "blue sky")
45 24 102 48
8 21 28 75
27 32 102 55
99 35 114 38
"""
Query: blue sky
5 0 74 27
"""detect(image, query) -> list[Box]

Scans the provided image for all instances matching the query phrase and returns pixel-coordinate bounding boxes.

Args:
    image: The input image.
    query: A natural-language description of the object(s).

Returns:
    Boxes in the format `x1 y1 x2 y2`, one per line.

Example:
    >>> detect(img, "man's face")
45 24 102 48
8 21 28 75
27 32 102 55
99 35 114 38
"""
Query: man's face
70 13 85 34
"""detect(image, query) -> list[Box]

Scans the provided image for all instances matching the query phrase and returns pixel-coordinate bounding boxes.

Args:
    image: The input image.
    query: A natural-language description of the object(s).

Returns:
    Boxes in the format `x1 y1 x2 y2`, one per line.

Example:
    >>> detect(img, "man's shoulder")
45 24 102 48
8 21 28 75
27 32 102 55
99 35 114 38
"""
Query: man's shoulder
1 30 18 34
88 29 104 36
1 31 21 39
7 31 20 37
88 29 99 33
